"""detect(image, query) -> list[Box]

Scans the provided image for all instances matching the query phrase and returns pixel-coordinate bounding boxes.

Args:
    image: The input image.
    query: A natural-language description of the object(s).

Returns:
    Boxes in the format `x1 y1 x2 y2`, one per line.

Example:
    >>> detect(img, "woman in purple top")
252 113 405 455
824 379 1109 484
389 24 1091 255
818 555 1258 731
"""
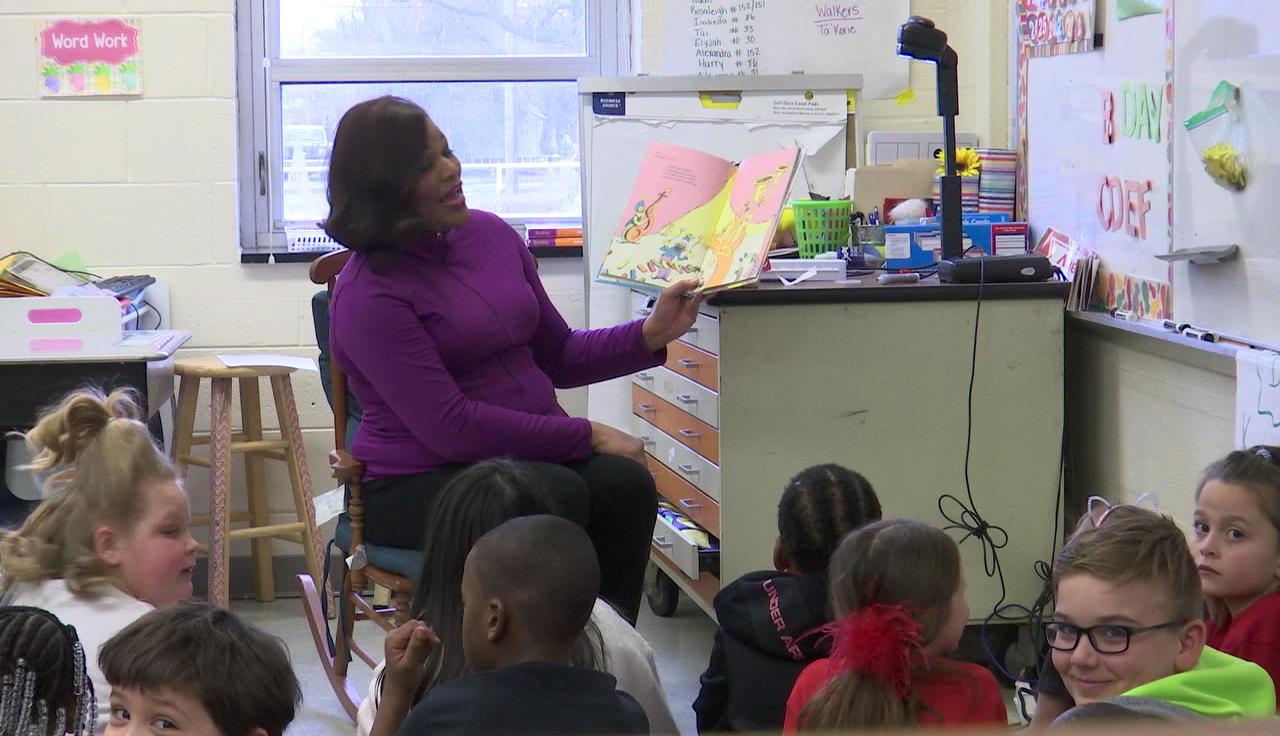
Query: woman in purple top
321 96 702 623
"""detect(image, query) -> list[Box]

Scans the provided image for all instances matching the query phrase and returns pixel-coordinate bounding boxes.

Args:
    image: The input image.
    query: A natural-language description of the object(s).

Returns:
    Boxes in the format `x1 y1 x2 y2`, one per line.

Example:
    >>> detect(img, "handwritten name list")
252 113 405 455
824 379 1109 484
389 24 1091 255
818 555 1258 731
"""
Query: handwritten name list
685 0 764 75
663 0 909 99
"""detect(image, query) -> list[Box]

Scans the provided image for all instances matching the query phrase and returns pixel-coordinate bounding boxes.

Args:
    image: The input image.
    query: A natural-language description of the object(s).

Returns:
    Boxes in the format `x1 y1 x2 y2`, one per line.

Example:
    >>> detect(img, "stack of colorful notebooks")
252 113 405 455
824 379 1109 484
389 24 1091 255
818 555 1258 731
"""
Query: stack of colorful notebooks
525 224 582 248
976 148 1017 216
931 175 981 213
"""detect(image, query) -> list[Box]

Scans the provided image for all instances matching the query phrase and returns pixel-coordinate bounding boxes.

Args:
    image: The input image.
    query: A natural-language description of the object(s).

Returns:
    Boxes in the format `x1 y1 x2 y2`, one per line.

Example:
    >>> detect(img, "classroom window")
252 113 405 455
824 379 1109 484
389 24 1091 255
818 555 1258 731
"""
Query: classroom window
236 0 627 258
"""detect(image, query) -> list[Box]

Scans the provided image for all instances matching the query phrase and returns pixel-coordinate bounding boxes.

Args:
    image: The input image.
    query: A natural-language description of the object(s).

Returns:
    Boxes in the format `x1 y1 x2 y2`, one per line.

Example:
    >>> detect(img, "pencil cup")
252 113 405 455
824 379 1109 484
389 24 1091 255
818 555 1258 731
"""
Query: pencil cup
853 224 886 257
791 199 852 258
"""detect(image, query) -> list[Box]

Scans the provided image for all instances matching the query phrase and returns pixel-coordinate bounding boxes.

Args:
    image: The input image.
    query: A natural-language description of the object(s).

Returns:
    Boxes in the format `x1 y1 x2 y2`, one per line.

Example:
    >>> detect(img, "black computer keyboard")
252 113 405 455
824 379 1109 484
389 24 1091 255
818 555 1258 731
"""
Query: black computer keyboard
94 274 156 297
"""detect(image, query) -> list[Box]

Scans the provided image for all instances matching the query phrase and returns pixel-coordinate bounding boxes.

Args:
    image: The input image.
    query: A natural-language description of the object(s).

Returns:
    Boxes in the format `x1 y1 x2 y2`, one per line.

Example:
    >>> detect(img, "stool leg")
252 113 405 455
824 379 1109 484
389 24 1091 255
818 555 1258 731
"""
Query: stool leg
207 377 234 608
270 374 325 590
239 376 274 603
172 375 200 477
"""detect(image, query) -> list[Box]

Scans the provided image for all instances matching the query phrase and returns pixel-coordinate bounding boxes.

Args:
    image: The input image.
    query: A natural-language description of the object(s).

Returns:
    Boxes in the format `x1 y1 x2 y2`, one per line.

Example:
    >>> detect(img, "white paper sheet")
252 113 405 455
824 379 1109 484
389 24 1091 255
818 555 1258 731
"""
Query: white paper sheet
217 354 318 371
1235 348 1280 448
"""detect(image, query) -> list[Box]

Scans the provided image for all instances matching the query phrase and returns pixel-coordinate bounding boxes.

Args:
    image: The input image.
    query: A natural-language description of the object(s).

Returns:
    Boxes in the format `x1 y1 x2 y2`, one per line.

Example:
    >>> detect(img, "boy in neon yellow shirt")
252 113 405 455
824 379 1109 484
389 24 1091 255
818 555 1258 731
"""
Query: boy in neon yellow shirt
1045 504 1274 723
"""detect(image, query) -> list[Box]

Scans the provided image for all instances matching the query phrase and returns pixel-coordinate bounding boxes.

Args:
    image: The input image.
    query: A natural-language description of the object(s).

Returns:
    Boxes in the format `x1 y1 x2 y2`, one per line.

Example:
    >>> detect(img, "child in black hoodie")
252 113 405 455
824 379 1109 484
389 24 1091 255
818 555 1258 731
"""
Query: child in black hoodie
693 464 882 732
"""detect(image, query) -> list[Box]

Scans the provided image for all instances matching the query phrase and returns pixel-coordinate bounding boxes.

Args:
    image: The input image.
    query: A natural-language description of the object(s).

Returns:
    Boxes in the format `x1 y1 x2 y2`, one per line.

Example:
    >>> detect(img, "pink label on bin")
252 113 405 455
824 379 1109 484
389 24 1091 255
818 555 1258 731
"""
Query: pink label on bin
30 338 83 352
27 307 83 324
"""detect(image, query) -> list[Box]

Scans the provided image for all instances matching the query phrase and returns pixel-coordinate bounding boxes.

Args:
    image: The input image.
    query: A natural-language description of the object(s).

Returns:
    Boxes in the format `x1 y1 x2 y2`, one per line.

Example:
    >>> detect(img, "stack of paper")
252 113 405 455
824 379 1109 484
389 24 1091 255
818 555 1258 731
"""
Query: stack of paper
976 148 1017 216
0 253 87 297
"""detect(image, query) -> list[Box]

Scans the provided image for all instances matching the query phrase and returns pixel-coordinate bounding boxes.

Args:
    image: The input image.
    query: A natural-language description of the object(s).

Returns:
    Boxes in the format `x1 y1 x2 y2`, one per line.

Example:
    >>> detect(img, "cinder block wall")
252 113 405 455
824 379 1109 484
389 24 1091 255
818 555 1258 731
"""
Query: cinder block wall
1 1 587 585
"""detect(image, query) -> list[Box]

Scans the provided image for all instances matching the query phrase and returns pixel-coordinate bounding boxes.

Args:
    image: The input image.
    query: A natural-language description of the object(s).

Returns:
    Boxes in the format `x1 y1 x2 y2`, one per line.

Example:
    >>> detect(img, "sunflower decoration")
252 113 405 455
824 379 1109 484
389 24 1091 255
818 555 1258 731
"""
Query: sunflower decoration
935 147 982 177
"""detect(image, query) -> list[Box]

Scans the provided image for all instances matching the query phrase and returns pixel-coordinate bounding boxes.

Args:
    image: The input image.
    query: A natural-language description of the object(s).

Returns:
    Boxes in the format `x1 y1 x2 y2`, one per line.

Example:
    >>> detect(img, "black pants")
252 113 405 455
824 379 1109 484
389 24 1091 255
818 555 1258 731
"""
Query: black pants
362 453 656 624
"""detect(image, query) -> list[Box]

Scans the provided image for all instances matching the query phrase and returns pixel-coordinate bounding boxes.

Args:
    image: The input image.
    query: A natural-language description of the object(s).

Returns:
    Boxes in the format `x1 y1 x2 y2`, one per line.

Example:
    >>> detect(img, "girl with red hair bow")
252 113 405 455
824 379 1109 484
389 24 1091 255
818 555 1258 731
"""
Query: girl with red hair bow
783 519 1008 731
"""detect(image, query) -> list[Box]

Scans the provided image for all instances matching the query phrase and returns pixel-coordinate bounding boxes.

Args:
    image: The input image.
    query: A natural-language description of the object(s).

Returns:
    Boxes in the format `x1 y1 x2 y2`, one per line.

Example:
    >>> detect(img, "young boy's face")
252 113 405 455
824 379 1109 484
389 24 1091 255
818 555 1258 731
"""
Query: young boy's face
460 552 497 672
1051 573 1202 704
106 686 220 736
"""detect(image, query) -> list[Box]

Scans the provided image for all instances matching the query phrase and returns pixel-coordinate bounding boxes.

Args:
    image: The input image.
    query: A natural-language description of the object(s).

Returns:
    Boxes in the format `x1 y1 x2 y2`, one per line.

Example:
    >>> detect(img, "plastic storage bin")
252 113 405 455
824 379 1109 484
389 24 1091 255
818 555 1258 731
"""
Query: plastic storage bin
791 199 852 258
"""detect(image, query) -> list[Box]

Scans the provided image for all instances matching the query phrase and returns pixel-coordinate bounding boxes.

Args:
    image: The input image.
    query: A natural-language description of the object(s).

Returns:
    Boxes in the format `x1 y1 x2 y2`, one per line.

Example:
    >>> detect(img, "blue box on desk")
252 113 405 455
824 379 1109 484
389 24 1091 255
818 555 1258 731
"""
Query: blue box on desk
883 219 1030 269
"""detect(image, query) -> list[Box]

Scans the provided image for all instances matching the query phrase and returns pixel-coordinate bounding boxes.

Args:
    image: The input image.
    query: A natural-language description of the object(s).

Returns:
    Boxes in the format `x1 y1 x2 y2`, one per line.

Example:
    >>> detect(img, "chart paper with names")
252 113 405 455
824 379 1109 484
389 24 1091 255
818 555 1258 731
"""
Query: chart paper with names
662 0 908 99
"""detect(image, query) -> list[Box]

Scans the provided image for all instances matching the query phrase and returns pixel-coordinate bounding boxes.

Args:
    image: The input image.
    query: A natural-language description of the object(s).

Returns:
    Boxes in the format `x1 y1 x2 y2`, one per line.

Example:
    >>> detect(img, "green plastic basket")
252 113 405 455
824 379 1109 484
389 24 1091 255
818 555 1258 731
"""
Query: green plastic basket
791 199 853 258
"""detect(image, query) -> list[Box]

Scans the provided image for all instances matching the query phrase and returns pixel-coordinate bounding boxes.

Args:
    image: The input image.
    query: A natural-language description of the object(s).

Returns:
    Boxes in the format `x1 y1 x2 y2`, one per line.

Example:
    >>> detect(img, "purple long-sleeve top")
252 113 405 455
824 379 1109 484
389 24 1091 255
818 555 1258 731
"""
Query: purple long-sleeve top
330 210 664 480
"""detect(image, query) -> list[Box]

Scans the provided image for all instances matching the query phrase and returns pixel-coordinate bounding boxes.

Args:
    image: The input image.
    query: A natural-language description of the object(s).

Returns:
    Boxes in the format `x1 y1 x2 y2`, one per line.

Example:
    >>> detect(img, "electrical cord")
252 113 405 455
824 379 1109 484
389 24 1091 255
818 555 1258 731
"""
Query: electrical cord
938 255 1063 684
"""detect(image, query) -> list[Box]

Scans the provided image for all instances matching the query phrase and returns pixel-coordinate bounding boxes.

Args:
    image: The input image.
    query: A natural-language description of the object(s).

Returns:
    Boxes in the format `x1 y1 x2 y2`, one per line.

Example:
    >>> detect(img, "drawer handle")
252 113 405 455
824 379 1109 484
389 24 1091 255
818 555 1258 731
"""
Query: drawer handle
675 394 698 405
636 308 654 318
652 535 674 549
676 358 700 368
677 463 700 475
639 435 655 447
637 404 656 414
677 428 700 439
679 498 701 510
635 372 654 382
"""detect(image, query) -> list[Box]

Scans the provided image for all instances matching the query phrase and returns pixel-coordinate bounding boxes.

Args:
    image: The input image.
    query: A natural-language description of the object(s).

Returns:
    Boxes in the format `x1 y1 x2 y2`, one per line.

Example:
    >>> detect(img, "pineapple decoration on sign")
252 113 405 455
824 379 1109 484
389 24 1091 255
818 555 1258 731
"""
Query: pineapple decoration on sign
37 18 143 97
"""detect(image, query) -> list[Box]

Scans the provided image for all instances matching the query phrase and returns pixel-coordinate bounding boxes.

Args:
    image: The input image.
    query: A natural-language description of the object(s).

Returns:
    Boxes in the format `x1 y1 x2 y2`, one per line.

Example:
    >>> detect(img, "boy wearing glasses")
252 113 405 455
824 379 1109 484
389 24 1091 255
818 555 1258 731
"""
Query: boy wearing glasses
1043 504 1274 723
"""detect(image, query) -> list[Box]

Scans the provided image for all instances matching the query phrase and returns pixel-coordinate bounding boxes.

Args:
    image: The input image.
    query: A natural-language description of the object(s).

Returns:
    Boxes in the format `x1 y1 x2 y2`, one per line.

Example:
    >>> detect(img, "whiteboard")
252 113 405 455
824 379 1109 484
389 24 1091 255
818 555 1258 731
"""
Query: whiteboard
661 0 907 99
577 76 858 429
1171 1 1280 346
1025 6 1171 289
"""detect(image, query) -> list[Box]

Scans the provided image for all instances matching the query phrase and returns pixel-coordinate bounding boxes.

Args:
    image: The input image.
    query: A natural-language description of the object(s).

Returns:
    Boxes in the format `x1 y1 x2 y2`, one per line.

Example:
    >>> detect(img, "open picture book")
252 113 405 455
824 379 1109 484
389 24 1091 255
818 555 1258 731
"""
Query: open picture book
596 141 802 293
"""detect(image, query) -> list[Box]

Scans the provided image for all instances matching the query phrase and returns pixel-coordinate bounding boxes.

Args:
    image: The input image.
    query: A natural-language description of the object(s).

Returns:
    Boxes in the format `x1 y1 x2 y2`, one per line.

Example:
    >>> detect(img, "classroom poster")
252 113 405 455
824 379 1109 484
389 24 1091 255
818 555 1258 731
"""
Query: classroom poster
662 0 909 99
1236 349 1280 449
38 18 142 97
1017 0 1097 57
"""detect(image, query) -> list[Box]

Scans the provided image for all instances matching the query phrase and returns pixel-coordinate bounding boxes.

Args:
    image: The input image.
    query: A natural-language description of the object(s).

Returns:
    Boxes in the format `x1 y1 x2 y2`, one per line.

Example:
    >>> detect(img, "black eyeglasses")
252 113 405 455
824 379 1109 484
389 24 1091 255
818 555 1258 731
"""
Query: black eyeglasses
1043 620 1185 654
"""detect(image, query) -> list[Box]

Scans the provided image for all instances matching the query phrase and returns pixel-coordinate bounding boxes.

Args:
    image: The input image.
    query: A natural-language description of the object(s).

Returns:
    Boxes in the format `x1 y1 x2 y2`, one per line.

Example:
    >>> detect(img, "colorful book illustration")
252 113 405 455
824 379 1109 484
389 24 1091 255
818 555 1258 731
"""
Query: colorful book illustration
597 142 802 293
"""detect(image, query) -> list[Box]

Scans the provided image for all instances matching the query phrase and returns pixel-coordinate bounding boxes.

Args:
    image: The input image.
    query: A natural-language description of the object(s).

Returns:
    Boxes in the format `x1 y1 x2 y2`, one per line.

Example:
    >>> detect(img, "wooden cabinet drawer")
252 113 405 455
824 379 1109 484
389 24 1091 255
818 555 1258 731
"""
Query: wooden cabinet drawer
652 514 718 580
633 416 721 501
630 384 719 463
635 366 718 428
631 289 720 355
683 312 720 355
665 341 719 391
650 456 720 537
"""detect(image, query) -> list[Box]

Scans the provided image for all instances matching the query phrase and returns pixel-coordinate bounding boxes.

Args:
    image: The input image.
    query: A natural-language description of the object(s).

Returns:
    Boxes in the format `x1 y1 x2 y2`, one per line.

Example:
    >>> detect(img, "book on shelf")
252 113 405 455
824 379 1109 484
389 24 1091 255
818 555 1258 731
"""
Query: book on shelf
596 141 802 293
527 236 584 247
1033 227 1097 311
526 226 583 239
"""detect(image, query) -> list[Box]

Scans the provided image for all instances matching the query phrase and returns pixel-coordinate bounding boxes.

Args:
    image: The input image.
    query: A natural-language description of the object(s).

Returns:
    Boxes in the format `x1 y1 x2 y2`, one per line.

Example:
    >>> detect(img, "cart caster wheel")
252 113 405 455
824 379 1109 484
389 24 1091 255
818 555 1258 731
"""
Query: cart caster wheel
646 566 680 617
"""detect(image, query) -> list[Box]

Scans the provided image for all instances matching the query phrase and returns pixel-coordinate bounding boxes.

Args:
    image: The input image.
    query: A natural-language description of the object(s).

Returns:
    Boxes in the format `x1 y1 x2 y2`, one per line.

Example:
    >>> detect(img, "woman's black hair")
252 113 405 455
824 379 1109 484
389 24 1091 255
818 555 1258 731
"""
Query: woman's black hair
320 95 437 272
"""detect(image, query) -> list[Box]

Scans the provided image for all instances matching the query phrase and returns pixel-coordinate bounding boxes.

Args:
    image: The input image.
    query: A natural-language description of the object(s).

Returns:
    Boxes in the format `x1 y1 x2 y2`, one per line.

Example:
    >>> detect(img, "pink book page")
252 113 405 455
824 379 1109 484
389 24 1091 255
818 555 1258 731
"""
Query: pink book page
702 147 801 291
598 142 737 289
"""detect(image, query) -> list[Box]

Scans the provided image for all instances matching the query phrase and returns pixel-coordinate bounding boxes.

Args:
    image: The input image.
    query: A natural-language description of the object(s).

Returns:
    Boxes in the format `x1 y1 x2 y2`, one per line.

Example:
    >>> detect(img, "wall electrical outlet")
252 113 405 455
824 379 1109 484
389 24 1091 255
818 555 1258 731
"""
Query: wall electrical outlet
867 131 980 165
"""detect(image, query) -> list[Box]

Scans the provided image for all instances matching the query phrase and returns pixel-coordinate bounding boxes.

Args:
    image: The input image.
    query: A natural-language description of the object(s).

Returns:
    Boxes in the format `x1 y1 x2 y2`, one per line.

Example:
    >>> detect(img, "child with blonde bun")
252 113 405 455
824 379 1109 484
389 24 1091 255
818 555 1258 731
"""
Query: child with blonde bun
0 387 197 732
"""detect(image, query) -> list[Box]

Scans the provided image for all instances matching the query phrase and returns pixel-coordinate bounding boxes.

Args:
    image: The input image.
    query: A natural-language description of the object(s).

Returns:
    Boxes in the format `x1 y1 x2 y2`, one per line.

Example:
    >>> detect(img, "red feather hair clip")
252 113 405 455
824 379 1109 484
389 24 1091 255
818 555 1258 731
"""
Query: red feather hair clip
820 603 923 699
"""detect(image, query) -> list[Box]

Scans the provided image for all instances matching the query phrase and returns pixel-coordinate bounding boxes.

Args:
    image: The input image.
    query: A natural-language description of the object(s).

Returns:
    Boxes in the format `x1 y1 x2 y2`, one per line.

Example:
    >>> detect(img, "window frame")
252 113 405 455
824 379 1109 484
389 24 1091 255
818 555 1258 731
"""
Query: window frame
235 0 629 258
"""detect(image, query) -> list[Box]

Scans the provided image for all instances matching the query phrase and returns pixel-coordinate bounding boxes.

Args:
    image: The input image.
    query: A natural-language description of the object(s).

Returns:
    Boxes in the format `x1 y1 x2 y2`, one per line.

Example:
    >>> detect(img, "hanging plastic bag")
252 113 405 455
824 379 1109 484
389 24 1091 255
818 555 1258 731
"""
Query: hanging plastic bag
1184 81 1249 191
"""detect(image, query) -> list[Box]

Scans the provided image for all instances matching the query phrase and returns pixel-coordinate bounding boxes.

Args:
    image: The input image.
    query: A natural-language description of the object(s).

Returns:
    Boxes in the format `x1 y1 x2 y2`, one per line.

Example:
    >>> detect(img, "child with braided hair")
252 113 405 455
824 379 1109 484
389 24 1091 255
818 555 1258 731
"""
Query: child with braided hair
0 388 197 732
783 519 1006 731
0 606 95 736
693 464 882 732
